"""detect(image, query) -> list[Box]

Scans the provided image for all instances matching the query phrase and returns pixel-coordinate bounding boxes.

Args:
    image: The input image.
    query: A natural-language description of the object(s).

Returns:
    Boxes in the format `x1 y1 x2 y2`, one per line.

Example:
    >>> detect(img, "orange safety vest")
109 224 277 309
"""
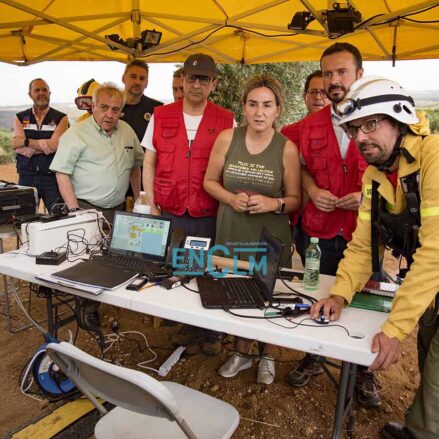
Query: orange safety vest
153 100 234 217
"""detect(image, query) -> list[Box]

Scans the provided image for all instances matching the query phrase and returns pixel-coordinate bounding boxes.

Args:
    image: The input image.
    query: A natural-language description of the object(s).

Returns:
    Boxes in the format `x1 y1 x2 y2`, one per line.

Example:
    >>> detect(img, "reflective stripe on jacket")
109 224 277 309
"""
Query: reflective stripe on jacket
16 107 66 174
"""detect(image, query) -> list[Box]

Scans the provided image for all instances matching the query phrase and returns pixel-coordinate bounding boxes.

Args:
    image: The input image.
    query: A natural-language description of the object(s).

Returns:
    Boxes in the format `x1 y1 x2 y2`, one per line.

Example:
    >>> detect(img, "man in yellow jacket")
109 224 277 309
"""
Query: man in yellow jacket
311 76 438 439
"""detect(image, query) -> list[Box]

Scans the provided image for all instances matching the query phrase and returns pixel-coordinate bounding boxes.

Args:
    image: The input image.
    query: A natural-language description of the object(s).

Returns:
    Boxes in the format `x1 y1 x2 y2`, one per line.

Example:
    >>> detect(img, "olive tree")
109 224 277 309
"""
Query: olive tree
210 61 319 126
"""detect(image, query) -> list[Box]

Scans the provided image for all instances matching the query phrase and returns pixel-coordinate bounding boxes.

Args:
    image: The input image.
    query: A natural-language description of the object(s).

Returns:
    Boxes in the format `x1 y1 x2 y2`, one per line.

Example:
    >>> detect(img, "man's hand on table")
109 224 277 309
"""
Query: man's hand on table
310 295 345 321
369 332 401 372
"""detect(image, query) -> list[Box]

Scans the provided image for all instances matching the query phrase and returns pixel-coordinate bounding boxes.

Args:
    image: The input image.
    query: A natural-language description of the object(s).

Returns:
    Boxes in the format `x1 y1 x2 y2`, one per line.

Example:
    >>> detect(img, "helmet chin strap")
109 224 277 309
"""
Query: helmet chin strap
375 135 404 174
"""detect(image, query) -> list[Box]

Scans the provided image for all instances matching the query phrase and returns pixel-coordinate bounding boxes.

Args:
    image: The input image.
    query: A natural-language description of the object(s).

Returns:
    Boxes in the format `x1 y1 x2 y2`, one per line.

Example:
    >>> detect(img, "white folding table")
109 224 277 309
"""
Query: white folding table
0 250 387 438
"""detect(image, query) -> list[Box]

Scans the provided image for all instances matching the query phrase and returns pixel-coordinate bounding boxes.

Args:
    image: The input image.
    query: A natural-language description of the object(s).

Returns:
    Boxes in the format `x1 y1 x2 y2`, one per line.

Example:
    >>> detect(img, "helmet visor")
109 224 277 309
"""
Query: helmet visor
75 96 93 110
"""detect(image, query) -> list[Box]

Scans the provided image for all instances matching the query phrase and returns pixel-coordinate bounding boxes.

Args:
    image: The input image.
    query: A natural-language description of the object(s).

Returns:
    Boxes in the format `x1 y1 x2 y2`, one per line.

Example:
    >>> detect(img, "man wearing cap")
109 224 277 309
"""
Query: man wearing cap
141 53 234 355
121 59 163 142
12 78 69 211
312 76 437 439
283 43 379 408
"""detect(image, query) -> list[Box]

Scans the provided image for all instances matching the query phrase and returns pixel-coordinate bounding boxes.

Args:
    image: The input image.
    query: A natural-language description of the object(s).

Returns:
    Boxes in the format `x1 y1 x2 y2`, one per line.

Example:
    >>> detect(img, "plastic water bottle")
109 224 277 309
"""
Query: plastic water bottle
133 191 151 214
303 237 321 291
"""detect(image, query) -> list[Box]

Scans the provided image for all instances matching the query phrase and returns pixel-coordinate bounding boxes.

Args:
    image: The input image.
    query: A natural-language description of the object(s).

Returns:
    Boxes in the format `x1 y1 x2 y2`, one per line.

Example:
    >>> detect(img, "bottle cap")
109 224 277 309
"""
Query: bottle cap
310 237 319 243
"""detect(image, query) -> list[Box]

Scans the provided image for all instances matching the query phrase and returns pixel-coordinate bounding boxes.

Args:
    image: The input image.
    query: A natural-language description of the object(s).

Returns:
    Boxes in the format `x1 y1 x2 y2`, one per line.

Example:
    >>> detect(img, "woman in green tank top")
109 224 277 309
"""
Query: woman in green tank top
204 74 301 384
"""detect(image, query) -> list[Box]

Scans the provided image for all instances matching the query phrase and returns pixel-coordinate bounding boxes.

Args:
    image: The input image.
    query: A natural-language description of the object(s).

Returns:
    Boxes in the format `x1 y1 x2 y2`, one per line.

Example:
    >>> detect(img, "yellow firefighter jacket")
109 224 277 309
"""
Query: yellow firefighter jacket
330 131 439 341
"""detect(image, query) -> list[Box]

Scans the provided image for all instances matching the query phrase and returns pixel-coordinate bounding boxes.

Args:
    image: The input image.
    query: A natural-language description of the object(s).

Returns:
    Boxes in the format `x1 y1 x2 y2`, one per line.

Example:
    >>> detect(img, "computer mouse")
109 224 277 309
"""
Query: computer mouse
315 309 330 324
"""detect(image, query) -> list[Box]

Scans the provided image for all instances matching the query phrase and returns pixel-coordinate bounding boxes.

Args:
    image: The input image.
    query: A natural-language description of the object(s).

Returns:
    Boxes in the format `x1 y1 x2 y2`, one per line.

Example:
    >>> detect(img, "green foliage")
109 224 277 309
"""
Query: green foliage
425 109 439 133
0 129 15 164
210 62 319 126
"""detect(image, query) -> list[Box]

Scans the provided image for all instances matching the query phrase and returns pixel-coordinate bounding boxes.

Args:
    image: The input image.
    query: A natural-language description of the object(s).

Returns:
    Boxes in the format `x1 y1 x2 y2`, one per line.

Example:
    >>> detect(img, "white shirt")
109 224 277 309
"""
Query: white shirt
141 113 237 152
331 105 350 160
141 113 202 152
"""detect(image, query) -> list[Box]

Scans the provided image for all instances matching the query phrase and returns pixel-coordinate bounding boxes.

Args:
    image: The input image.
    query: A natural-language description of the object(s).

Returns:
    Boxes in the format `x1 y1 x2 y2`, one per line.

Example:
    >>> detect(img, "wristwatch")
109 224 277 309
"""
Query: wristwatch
24 138 29 147
276 198 286 214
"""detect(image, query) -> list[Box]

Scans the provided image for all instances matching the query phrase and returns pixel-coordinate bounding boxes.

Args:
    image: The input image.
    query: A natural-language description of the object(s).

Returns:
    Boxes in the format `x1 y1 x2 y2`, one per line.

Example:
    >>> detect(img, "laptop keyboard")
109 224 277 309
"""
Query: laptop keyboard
97 254 161 273
222 278 257 305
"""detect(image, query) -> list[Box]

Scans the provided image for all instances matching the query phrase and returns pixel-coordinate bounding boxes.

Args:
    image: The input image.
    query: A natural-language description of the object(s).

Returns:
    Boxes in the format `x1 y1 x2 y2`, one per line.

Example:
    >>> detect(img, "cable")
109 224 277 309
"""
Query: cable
10 279 48 336
181 282 199 293
224 307 284 320
277 269 317 304
102 331 160 374
143 24 299 58
20 350 46 401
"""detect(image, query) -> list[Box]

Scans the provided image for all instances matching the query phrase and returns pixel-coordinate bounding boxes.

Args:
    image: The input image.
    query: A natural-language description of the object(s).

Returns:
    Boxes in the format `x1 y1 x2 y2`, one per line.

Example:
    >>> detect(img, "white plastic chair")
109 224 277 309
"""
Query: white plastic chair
46 342 239 439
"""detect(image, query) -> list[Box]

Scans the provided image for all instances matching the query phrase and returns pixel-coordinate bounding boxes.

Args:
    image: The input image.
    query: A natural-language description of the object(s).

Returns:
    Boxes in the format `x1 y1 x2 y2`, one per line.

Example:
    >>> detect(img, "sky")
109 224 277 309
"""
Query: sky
0 59 438 107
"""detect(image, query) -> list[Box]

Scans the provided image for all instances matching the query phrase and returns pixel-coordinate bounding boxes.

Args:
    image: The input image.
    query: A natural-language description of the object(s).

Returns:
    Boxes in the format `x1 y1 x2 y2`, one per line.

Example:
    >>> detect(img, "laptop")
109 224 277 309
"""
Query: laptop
196 227 284 309
52 211 172 289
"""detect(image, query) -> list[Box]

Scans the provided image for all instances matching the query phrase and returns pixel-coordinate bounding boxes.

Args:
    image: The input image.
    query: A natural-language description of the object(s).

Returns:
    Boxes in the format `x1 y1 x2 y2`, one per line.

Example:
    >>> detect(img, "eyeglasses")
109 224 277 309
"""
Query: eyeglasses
184 74 212 86
345 117 388 140
307 88 327 98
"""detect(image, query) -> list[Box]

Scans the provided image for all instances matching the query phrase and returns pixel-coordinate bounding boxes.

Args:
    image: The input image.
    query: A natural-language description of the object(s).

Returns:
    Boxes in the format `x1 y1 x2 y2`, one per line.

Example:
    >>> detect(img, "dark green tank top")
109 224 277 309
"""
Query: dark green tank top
216 126 292 267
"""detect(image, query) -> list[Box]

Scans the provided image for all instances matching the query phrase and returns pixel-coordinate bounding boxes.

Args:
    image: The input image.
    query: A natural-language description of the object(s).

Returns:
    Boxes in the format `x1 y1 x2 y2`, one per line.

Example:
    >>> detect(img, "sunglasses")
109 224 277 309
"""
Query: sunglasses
184 74 212 86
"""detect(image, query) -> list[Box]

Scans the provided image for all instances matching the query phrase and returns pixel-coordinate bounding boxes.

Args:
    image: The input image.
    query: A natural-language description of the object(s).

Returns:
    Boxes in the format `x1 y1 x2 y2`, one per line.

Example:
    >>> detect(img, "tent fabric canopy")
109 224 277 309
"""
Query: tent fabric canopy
0 0 438 65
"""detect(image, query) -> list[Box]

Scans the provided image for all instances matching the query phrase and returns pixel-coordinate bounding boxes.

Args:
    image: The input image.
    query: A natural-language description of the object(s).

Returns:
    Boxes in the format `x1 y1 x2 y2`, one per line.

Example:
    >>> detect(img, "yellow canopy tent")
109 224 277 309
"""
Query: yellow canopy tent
0 0 438 65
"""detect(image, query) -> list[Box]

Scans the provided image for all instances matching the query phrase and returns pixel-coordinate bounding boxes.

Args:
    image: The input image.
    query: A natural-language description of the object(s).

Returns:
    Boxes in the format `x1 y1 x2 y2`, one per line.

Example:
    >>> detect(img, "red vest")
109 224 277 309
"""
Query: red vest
153 100 234 217
281 120 302 226
298 106 368 241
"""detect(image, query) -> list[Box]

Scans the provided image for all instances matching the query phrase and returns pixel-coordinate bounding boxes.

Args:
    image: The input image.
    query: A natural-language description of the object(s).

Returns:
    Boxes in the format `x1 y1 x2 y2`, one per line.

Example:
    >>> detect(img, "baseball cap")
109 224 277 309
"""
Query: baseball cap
184 53 217 78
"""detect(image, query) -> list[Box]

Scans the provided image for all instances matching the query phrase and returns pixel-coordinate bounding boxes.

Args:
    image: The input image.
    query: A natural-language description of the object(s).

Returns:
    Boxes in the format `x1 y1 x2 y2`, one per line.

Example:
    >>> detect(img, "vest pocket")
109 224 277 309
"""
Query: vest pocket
312 157 330 189
161 121 179 138
156 143 175 173
154 178 177 211
190 147 211 172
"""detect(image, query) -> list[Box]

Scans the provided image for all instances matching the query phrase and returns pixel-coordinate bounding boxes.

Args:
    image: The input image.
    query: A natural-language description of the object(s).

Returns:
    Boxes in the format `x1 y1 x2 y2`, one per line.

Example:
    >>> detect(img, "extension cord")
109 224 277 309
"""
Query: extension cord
158 346 186 377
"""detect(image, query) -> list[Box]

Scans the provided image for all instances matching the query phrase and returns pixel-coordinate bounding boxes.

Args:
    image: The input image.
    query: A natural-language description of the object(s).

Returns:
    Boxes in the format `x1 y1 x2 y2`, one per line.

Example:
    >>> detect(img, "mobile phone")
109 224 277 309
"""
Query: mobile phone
126 276 149 291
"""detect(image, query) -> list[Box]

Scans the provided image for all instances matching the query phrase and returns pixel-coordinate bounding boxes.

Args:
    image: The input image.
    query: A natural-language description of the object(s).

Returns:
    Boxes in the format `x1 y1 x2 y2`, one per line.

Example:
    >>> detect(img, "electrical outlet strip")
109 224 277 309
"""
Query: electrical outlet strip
158 346 186 377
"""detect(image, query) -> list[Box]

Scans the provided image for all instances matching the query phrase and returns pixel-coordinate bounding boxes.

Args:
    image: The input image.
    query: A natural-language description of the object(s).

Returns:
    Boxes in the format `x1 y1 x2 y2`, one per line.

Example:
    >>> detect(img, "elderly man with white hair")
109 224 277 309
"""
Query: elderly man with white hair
51 82 143 224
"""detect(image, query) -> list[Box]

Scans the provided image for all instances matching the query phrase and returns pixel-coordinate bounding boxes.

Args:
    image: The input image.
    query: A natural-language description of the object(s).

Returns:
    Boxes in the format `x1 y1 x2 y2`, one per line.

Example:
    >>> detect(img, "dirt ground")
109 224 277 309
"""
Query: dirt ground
0 163 419 439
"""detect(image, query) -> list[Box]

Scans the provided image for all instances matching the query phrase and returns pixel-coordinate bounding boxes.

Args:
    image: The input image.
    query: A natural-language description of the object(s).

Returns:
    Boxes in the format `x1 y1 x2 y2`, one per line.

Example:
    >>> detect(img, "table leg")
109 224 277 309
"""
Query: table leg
331 361 357 439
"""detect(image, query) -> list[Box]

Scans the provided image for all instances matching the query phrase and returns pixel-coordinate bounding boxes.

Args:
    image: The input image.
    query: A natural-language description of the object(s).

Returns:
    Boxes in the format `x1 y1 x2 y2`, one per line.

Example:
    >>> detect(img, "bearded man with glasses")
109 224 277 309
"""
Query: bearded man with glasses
141 53 235 356
312 76 436 439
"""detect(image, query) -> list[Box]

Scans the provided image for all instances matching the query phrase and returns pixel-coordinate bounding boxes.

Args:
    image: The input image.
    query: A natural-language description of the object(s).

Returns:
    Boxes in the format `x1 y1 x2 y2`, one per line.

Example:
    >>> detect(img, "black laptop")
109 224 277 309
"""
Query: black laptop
196 227 284 309
52 211 172 289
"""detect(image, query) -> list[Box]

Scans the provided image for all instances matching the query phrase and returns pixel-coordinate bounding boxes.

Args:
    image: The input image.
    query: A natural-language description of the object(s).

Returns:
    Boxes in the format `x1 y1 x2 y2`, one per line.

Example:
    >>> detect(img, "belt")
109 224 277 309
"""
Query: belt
77 199 124 211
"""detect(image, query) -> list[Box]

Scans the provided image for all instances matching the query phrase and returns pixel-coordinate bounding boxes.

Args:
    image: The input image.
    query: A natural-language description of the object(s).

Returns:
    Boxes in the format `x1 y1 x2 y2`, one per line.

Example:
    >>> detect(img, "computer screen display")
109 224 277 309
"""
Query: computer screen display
110 211 171 260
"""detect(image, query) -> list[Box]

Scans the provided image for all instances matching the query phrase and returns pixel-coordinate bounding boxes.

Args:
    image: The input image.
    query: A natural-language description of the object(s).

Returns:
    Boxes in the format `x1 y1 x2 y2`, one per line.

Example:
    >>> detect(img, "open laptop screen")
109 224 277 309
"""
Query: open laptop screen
253 227 284 301
109 211 172 262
